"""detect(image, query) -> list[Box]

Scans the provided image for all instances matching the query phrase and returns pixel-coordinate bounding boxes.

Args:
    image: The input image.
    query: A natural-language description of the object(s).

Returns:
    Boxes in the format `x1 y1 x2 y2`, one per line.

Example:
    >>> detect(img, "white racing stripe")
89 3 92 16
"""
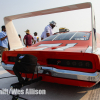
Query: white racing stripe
32 43 62 50
53 43 77 51
32 43 77 51
85 46 92 53
38 43 62 47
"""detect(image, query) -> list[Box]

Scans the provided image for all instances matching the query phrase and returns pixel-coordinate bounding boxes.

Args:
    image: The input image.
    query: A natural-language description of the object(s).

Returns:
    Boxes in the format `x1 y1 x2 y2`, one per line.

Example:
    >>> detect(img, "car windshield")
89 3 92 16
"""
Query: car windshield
43 32 90 41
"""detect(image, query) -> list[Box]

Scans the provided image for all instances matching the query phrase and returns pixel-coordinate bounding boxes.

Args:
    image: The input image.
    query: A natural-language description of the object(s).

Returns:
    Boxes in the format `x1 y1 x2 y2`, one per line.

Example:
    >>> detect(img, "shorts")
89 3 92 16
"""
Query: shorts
0 46 8 57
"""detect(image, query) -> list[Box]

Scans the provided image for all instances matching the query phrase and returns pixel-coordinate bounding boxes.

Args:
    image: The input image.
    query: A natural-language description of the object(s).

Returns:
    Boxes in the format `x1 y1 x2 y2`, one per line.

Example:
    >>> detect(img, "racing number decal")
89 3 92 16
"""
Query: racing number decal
53 43 77 51
32 43 62 50
32 43 77 51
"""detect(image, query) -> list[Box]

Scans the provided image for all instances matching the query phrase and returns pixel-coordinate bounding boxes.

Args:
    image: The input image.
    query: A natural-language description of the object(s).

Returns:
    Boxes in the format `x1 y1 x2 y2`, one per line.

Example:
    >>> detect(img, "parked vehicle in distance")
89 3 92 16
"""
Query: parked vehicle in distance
2 2 100 87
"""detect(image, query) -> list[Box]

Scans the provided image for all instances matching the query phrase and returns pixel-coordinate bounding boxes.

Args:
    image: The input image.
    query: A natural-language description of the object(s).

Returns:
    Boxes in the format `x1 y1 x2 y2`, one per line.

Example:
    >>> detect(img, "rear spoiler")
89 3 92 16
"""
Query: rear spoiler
4 2 96 52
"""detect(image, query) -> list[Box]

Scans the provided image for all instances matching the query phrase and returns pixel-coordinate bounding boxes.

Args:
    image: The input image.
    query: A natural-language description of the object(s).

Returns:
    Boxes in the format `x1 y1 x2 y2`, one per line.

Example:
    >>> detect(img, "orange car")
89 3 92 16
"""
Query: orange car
2 2 100 87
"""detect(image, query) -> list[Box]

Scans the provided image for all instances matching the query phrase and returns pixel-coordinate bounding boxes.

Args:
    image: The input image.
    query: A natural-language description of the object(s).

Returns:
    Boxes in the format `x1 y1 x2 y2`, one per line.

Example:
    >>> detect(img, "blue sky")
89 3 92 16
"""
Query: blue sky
0 0 100 39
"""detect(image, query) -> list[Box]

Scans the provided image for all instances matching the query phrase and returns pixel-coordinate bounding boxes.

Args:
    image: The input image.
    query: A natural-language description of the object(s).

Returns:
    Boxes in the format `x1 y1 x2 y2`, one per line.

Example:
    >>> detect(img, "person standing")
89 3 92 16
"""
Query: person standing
23 29 34 47
41 21 56 40
33 32 39 44
0 25 8 56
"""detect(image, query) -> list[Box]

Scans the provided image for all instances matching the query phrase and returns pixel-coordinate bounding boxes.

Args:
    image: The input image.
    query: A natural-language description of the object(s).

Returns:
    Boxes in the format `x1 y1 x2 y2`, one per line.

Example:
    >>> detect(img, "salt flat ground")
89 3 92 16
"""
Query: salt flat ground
0 58 100 100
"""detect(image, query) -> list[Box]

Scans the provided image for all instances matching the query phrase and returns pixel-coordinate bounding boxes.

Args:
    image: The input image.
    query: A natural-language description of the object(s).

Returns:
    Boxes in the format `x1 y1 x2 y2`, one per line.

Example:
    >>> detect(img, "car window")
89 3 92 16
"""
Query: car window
54 32 75 40
43 34 58 41
71 32 90 40
43 32 90 41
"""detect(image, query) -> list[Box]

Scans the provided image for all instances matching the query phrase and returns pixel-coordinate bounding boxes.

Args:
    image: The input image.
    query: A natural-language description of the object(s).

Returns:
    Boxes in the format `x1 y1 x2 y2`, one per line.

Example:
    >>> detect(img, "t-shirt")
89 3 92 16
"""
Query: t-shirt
24 34 33 46
41 25 54 39
34 36 39 43
0 31 8 48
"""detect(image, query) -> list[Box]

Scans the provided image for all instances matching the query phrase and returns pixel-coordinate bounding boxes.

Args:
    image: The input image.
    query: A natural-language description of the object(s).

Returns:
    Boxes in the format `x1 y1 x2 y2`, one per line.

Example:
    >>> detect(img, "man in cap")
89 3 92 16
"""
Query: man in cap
23 29 34 47
41 21 56 40
0 25 8 57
